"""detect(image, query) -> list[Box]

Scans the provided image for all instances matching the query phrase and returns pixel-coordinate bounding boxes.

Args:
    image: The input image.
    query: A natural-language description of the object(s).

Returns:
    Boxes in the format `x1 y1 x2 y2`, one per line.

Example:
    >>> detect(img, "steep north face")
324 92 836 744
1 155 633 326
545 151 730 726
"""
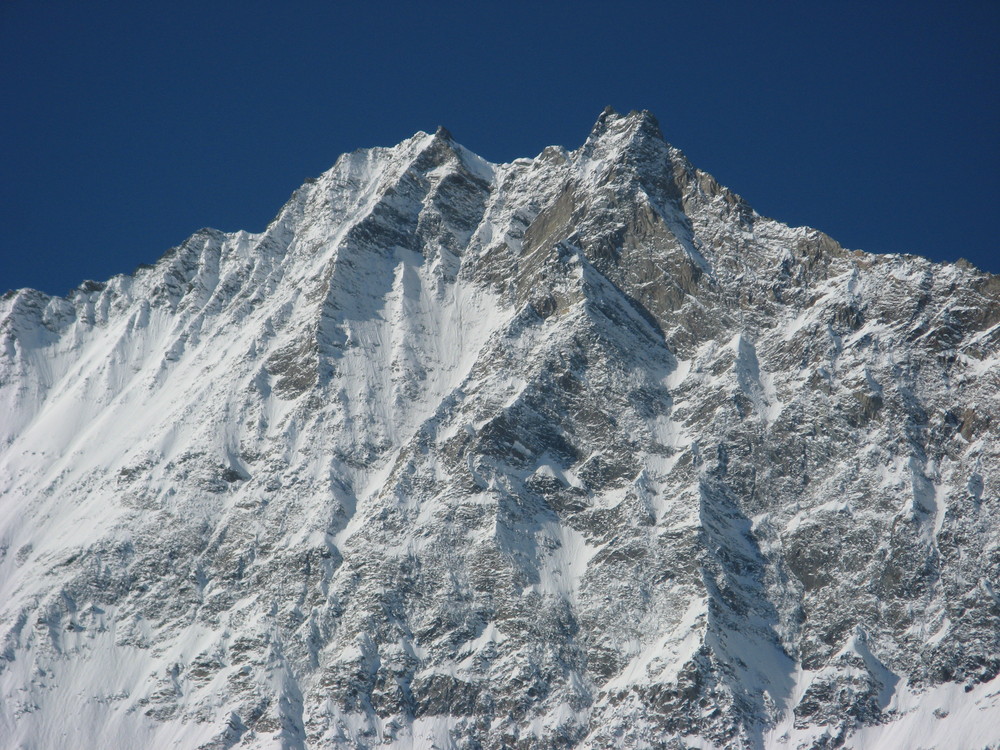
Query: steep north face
1 109 998 749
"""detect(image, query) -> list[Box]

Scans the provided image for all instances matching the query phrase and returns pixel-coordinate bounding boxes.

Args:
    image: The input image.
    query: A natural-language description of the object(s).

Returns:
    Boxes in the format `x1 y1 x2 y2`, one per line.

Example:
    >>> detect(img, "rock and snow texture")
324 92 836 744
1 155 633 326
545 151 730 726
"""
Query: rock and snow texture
1 108 998 749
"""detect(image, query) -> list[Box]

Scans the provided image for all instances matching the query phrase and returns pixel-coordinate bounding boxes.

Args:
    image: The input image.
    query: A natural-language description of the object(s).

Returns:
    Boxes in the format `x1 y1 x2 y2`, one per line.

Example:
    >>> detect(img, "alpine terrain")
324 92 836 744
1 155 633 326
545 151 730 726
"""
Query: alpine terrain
1 108 998 750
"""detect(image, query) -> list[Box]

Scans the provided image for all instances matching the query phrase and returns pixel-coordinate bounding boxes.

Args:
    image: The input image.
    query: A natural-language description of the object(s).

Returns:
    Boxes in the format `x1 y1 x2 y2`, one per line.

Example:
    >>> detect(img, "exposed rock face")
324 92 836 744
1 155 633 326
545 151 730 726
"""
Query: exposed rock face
1 109 998 749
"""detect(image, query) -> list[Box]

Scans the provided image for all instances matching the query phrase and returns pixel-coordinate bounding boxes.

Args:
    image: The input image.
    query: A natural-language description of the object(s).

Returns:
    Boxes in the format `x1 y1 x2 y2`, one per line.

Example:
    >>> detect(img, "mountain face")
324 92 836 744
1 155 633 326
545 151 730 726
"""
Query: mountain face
1 108 998 750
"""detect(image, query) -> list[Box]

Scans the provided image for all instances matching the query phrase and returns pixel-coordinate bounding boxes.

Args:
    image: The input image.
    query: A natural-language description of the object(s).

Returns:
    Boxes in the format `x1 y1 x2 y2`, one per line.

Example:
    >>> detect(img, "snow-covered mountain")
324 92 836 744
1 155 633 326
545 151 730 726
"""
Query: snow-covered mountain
1 108 998 749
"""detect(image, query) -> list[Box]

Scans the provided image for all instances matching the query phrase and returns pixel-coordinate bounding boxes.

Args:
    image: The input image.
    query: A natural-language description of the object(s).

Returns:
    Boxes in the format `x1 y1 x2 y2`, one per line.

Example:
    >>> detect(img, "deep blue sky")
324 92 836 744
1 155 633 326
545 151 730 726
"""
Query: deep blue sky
2 1 997 296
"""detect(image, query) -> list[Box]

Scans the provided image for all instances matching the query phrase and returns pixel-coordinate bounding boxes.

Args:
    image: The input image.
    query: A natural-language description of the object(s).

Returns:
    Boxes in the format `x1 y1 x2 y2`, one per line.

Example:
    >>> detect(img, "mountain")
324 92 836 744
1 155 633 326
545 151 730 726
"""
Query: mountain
1 108 998 750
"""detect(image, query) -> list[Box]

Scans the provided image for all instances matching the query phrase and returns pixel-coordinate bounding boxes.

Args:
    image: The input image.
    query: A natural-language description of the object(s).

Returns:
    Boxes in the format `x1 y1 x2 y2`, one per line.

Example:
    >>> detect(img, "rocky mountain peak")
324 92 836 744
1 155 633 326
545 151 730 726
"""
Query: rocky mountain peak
591 106 663 139
580 106 674 174
0 113 997 750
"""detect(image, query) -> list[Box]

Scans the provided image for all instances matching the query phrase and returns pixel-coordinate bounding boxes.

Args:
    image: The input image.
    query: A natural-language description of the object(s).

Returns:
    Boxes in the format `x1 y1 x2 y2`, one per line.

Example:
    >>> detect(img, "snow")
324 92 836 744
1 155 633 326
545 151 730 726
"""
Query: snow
846 676 1000 750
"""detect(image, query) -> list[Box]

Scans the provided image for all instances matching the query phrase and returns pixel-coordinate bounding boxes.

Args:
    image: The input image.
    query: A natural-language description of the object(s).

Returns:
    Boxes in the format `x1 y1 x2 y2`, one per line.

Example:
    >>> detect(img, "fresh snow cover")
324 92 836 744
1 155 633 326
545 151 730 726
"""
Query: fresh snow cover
1 108 998 749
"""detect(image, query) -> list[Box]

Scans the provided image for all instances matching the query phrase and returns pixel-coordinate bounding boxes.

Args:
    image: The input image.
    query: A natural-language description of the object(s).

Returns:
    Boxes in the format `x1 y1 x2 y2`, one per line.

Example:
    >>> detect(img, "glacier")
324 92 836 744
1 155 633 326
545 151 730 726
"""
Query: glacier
1 108 998 749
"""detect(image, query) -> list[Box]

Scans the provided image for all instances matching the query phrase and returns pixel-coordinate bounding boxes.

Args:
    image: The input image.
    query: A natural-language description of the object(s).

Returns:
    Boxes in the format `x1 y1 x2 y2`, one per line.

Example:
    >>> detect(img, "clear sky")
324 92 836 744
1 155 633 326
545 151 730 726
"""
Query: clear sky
2 1 997 296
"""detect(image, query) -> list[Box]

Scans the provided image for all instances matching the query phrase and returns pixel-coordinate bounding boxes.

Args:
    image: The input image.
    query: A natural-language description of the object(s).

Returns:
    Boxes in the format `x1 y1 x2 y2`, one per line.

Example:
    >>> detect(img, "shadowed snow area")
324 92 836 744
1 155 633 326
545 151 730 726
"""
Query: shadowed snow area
1 109 998 749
